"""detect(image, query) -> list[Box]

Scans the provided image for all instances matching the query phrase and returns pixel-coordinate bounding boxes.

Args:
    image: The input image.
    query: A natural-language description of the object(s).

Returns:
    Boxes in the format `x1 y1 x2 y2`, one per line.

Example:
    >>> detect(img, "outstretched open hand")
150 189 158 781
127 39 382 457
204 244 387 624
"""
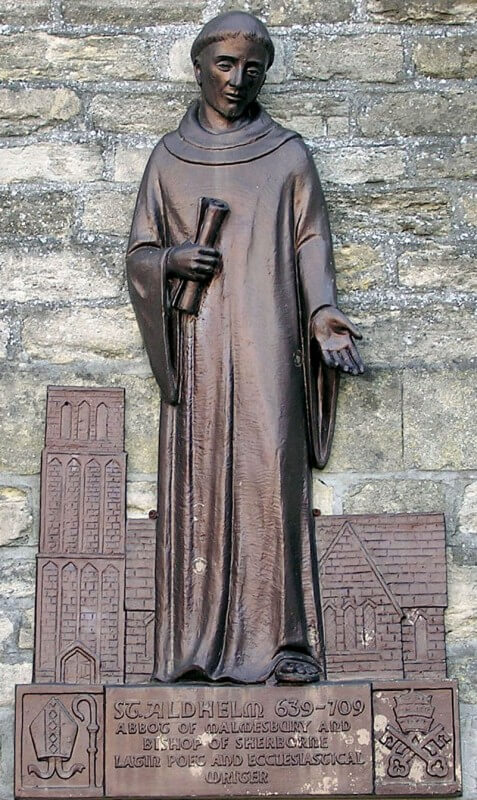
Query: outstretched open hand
312 306 364 376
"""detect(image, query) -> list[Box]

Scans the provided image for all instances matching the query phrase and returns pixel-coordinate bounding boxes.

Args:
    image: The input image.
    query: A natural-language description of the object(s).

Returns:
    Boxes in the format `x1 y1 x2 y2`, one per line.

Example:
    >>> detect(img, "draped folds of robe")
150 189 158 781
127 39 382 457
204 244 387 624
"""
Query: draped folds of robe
126 102 339 683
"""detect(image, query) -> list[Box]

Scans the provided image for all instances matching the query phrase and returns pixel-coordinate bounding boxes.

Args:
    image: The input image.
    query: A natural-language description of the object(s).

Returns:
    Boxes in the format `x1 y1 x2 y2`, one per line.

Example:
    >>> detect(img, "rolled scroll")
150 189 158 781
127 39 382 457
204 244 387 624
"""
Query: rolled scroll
171 197 230 316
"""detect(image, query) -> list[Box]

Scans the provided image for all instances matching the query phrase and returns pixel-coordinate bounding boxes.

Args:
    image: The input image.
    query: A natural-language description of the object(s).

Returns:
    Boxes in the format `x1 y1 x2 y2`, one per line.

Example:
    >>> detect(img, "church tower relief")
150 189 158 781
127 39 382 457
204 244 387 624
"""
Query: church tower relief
34 387 127 685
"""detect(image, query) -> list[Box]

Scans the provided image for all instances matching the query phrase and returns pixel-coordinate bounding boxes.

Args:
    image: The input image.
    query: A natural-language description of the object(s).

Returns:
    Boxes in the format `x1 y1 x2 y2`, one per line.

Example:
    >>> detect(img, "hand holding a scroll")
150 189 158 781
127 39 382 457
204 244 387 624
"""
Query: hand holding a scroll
312 306 364 376
171 198 229 315
166 242 220 282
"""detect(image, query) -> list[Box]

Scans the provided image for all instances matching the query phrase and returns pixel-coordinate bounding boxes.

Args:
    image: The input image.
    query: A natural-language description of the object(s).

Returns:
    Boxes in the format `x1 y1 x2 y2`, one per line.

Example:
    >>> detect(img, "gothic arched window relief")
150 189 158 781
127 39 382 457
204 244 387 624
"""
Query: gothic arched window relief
45 457 62 553
101 564 120 673
363 601 376 649
40 561 58 672
77 400 90 441
344 604 356 651
60 401 72 439
60 563 78 652
79 563 99 655
415 613 429 661
96 402 108 440
324 605 337 651
64 458 81 552
104 460 122 553
83 459 101 553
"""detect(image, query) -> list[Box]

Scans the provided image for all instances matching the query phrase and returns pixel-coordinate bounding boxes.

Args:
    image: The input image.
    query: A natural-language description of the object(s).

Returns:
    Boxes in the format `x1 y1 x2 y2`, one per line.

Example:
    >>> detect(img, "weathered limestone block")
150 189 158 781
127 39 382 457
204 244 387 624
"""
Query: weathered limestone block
456 190 477 227
413 35 477 79
0 33 155 82
169 35 286 83
343 479 446 515
447 641 477 706
311 479 334 515
453 482 477 566
127 480 157 517
116 375 160 474
398 245 477 291
416 141 477 180
168 36 203 82
316 146 406 185
446 560 477 699
22 306 144 363
0 664 32 708
403 371 477 470
0 89 80 136
89 92 193 135
0 0 48 23
82 189 135 235
0 373 51 473
0 248 123 303
460 705 477 797
334 243 387 292
293 34 403 83
0 191 75 237
458 482 477 536
0 143 103 184
354 307 477 368
0 708 14 800
367 0 477 24
358 91 477 137
326 371 403 472
17 608 34 651
328 186 451 236
113 144 152 183
0 555 35 601
0 488 32 547
62 0 206 25
0 618 13 647
0 318 9 359
221 0 354 24
262 91 350 139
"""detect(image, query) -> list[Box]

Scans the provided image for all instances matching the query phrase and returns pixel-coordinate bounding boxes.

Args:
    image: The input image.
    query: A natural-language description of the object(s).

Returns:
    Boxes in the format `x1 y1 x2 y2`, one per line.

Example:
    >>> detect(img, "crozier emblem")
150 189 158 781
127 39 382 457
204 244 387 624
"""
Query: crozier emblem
380 691 451 779
28 697 85 780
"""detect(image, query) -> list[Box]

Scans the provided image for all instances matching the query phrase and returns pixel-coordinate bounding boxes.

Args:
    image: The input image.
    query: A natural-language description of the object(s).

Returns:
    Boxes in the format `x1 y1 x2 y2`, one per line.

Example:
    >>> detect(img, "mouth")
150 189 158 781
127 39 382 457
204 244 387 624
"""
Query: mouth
224 93 244 102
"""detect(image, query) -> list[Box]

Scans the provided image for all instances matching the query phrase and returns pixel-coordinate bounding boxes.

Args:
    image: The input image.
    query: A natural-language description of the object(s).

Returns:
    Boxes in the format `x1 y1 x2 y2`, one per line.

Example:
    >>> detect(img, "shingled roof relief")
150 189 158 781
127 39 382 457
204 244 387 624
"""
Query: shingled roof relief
320 521 403 617
316 513 447 608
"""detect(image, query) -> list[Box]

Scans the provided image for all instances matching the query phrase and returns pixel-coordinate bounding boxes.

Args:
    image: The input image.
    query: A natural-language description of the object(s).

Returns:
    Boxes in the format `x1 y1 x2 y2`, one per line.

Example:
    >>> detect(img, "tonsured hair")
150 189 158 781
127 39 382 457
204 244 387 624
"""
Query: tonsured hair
191 30 275 68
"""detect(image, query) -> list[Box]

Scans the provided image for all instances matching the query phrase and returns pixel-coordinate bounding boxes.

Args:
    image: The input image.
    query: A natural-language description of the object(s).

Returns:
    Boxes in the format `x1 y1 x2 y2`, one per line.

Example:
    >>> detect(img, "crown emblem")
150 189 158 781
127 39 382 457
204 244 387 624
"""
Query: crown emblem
393 690 435 734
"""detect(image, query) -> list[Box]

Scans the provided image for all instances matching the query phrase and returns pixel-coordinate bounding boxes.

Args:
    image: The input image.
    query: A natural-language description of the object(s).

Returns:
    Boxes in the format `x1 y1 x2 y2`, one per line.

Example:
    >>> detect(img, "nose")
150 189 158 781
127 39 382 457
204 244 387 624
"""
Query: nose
228 66 245 88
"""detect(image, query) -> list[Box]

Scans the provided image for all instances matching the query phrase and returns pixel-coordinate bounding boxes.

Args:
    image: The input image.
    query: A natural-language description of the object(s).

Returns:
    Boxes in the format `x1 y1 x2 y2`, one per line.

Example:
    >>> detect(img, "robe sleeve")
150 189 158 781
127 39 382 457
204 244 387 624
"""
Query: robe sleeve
126 146 179 405
294 143 340 470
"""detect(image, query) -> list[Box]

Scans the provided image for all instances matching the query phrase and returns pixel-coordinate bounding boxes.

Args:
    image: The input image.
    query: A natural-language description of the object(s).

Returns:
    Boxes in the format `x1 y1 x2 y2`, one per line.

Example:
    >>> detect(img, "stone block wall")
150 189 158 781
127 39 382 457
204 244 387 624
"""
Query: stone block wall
0 0 475 797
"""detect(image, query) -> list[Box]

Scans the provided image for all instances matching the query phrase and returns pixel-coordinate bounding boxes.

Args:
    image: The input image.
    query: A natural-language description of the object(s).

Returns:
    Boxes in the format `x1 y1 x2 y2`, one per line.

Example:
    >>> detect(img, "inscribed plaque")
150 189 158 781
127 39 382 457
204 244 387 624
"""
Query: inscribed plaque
105 684 372 797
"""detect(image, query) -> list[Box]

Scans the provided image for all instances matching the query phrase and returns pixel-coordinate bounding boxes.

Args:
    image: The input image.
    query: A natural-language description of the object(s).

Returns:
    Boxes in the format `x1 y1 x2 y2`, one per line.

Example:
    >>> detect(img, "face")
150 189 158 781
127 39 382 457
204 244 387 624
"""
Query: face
195 35 269 121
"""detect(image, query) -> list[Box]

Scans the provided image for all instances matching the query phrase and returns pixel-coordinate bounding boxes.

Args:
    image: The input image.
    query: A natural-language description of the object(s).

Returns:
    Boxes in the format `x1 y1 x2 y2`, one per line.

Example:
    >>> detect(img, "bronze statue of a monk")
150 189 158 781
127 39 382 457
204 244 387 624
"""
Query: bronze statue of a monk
126 12 363 685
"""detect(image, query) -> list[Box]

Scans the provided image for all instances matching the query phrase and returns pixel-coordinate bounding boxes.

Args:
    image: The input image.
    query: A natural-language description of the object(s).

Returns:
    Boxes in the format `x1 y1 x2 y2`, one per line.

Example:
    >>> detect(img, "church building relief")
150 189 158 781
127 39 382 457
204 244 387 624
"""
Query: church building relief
316 515 448 681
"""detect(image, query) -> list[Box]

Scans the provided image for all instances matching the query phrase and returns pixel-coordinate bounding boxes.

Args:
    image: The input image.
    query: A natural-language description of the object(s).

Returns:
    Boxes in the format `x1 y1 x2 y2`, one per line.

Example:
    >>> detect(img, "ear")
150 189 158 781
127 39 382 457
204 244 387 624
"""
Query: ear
194 59 202 87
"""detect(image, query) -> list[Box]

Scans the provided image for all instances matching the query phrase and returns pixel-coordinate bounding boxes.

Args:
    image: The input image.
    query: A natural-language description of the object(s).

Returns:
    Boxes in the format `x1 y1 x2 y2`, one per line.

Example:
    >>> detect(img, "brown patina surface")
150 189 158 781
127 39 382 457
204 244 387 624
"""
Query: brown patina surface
126 11 364 685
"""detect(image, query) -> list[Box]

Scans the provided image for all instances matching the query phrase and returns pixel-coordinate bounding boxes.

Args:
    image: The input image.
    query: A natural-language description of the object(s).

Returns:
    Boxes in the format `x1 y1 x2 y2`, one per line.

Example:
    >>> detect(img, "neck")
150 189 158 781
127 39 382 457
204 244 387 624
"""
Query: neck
198 100 252 133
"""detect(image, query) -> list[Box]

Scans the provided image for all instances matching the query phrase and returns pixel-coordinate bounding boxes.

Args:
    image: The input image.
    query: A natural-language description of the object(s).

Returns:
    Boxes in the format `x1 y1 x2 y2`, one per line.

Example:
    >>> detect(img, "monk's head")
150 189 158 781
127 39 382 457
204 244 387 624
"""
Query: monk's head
190 12 274 121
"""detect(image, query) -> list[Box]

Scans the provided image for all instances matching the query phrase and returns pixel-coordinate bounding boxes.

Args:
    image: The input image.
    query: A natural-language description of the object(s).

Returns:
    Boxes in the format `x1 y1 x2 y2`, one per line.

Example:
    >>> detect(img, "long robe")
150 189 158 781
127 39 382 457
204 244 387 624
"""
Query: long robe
127 102 339 683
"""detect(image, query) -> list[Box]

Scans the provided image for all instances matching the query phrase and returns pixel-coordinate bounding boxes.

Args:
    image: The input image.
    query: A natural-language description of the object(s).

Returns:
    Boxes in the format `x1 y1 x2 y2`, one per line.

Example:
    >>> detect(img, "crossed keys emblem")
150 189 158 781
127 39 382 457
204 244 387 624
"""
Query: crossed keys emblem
380 691 451 779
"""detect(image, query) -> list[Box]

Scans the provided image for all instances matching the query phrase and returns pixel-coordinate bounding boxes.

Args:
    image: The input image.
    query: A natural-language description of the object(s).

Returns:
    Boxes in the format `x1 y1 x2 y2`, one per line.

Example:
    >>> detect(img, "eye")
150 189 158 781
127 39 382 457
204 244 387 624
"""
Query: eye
216 60 233 71
246 66 263 79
